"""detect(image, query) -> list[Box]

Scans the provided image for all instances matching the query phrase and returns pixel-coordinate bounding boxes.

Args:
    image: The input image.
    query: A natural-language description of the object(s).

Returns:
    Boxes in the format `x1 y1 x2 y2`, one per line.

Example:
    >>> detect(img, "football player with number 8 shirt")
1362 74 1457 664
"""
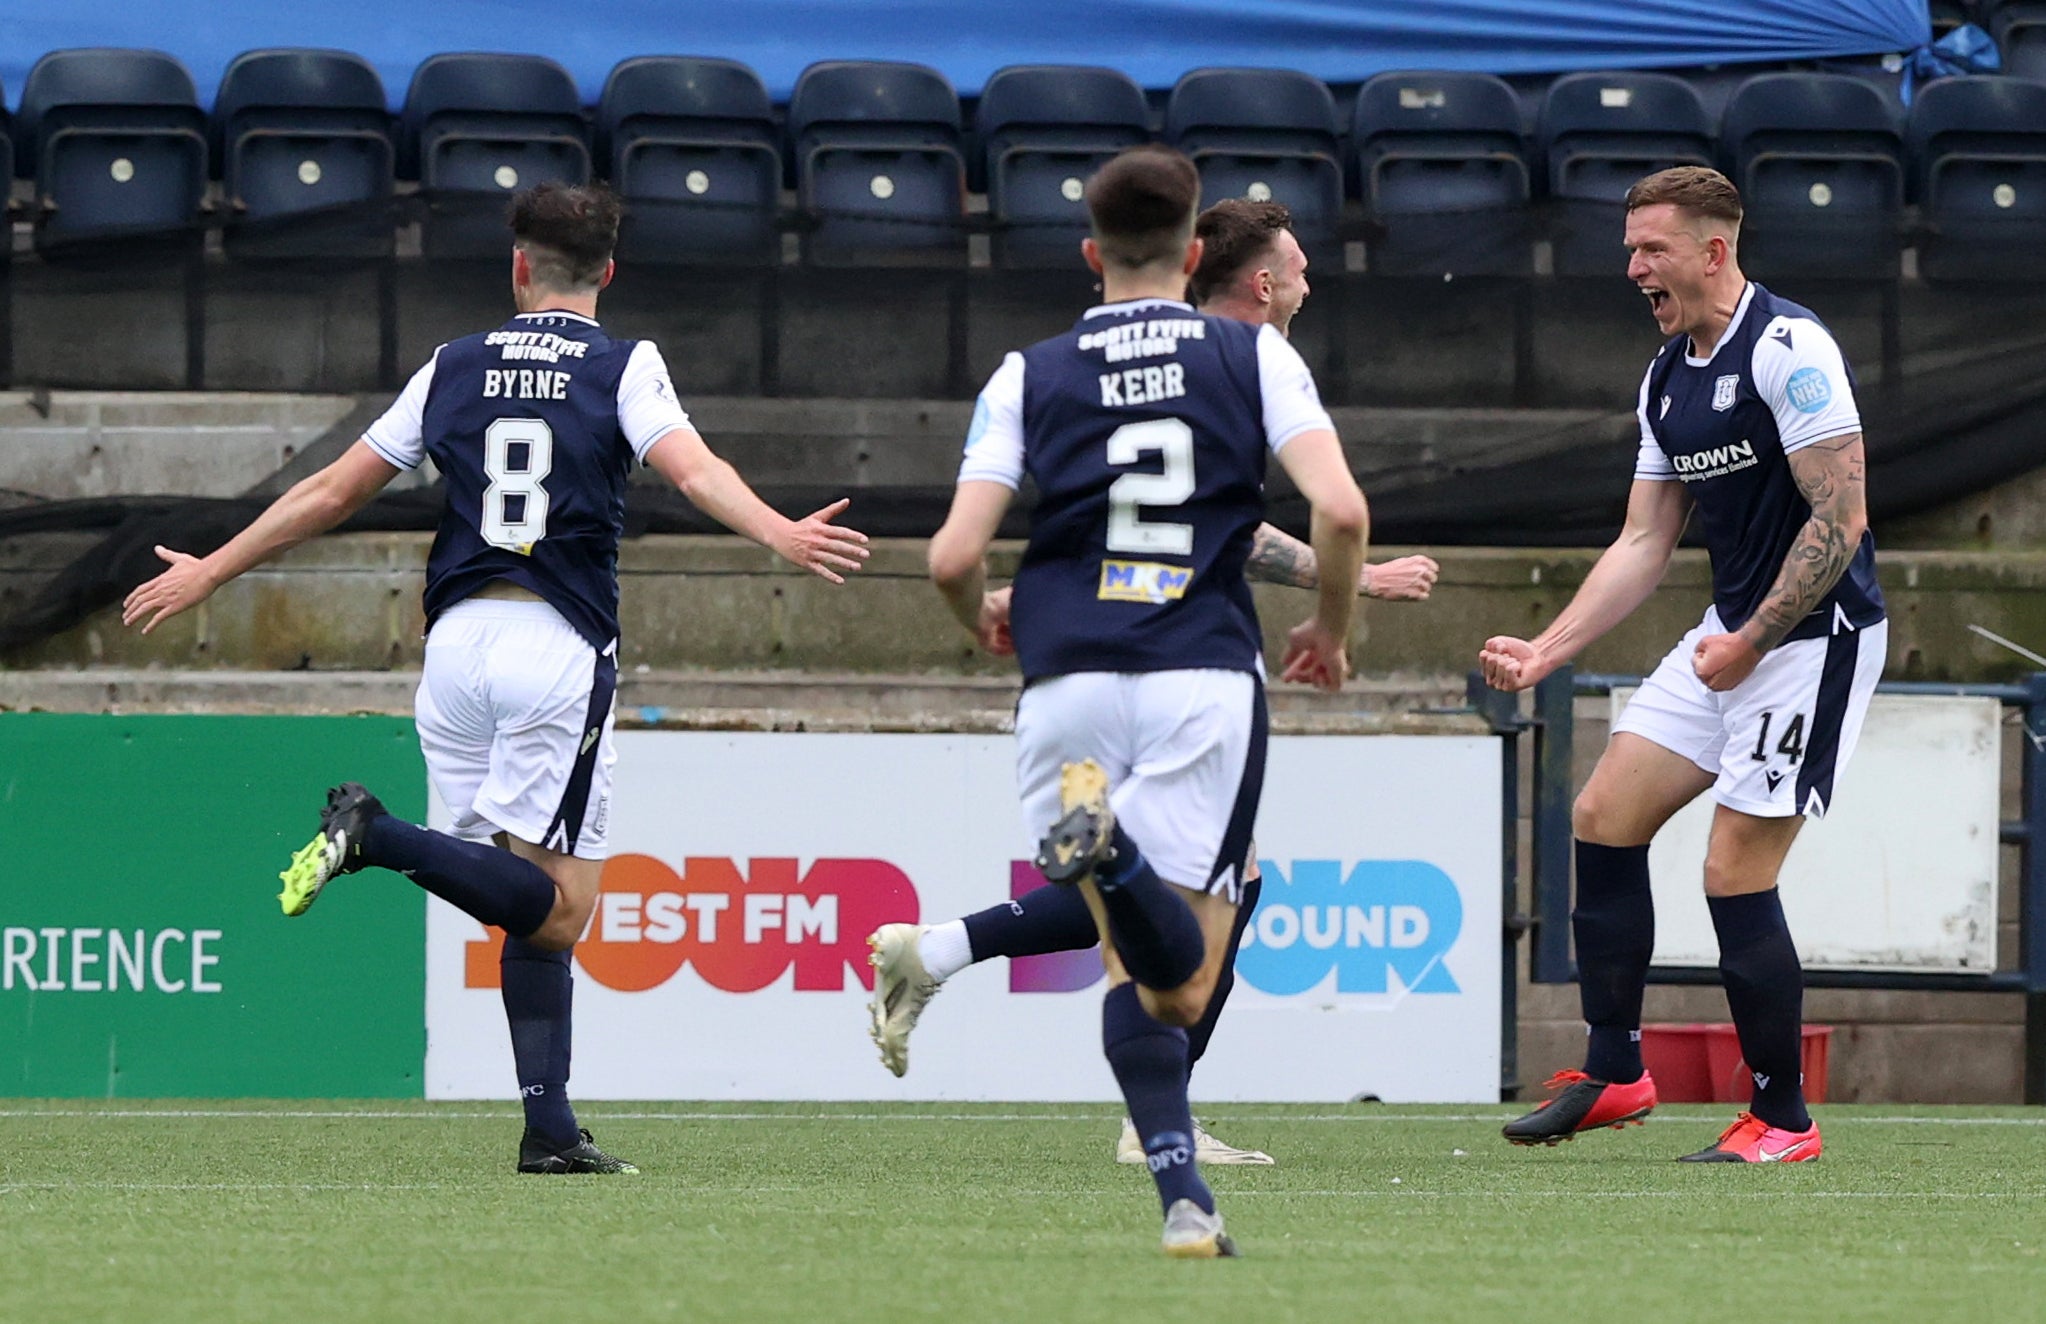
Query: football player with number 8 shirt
123 183 869 1174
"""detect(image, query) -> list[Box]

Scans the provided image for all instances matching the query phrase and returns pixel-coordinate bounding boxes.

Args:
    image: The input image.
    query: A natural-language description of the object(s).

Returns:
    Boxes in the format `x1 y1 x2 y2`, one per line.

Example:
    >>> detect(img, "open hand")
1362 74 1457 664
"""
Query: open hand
120 546 218 635
1365 554 1440 601
1692 631 1761 692
1280 617 1350 693
777 498 871 584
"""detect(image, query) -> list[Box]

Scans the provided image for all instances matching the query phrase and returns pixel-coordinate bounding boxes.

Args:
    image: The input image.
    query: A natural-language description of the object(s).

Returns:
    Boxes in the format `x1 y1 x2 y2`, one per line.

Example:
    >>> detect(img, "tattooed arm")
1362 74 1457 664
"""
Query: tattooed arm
1246 522 1319 588
1691 432 1868 691
1246 523 1440 599
1742 432 1868 649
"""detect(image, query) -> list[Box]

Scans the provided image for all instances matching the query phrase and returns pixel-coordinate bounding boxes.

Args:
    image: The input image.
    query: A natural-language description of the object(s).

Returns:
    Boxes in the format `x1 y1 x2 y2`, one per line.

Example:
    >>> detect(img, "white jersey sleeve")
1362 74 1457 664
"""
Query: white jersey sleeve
1751 315 1861 455
361 347 441 471
958 351 1027 490
616 341 694 463
1255 323 1334 452
1633 355 1677 481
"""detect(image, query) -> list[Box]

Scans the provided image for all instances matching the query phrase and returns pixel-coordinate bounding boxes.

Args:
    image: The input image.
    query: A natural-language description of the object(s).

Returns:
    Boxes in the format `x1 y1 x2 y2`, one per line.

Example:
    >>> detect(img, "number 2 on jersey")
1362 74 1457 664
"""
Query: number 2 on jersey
481 418 553 552
1105 418 1195 555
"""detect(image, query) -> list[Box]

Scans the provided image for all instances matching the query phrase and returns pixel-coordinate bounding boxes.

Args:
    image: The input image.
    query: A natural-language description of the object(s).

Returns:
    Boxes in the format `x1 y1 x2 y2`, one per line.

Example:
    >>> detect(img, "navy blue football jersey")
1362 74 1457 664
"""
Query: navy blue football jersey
959 298 1334 680
364 310 691 650
1637 283 1885 642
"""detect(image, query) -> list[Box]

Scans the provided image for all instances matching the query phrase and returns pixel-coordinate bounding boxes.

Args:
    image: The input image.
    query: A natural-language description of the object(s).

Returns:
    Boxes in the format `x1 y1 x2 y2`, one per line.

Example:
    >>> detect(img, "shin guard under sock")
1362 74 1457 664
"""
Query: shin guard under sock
961 882 1098 962
1103 982 1212 1215
1095 825 1205 991
363 815 556 938
1573 840 1655 1084
1709 888 1811 1132
502 935 579 1148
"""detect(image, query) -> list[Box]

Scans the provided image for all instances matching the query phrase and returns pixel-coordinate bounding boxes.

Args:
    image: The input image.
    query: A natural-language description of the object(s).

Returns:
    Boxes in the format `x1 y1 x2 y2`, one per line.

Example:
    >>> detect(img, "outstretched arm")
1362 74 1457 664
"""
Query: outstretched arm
122 440 401 634
1693 432 1867 691
1246 523 1319 587
1478 478 1689 692
645 426 868 583
1246 523 1438 600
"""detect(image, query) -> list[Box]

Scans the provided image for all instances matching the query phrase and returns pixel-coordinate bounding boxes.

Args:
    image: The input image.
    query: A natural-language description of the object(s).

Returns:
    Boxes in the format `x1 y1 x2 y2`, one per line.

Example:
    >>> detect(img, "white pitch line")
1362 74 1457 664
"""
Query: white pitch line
1217 1189 2046 1200
1 1182 2038 1201
3 1108 2046 1126
0 1182 445 1192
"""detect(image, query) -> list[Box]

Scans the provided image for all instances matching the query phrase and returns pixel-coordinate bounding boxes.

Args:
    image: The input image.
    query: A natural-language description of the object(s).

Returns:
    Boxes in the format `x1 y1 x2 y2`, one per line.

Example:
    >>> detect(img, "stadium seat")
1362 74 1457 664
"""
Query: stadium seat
215 49 394 260
1720 73 1904 279
1907 75 2046 282
787 61 966 265
1931 0 1973 37
1353 70 1531 276
1989 1 2046 80
1166 68 1342 256
976 65 1150 269
404 53 591 260
17 48 208 254
1540 72 1714 276
601 56 780 266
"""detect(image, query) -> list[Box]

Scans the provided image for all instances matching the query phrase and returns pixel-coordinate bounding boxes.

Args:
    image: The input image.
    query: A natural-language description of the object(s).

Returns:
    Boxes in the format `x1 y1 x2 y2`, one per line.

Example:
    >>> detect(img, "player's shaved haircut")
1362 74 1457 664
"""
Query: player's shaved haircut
510 182 623 292
1085 145 1201 271
1625 166 1744 235
1188 199 1292 305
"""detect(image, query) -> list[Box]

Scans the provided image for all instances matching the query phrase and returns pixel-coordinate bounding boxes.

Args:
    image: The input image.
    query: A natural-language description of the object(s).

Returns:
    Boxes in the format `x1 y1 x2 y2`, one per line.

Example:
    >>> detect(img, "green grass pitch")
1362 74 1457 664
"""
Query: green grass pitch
4 1101 2042 1323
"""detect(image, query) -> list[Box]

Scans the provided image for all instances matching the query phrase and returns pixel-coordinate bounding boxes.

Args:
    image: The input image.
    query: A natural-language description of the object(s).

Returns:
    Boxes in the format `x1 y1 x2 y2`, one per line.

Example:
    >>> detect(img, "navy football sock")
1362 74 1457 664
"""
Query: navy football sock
1709 888 1811 1132
1103 982 1212 1216
502 936 580 1149
961 882 1098 962
1186 874 1260 1071
363 815 557 938
1095 825 1206 991
1573 840 1655 1084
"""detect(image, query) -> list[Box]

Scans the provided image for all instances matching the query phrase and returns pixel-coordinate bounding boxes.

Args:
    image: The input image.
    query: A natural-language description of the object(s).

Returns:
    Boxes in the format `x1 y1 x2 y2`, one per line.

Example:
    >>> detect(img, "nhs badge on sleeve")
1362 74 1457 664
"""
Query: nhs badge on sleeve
963 395 990 450
1711 374 1740 411
1785 366 1833 414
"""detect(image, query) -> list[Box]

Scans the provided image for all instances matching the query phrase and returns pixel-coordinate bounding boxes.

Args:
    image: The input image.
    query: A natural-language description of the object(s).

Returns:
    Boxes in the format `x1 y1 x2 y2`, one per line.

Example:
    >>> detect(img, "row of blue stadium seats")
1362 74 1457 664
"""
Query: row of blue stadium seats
1937 0 2046 78
8 47 2046 282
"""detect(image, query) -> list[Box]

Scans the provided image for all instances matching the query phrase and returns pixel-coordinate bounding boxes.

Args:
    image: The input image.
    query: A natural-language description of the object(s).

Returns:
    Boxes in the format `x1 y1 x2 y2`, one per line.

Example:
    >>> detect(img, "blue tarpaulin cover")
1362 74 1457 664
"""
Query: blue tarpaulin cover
0 1 1931 108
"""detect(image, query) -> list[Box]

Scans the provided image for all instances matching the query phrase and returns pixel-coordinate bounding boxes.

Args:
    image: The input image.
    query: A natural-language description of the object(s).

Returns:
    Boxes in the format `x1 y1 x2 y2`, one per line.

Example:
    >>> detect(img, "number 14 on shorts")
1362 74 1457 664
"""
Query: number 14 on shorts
1750 709 1807 764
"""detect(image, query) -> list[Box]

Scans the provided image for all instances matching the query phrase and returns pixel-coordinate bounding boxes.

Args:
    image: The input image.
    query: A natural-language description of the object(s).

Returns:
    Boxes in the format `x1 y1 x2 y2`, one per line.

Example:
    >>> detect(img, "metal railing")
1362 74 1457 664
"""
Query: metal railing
1508 666 2046 1103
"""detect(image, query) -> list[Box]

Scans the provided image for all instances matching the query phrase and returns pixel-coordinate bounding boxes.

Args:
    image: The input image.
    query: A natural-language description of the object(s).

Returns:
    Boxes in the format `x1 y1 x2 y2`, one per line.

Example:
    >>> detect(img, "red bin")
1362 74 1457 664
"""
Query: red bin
1639 1023 1831 1104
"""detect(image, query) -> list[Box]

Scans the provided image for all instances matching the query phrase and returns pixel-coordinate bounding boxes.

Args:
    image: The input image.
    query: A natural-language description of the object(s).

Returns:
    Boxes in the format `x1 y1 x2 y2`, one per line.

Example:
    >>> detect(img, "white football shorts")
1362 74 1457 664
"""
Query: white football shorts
1613 606 1887 819
1015 668 1266 902
415 597 618 859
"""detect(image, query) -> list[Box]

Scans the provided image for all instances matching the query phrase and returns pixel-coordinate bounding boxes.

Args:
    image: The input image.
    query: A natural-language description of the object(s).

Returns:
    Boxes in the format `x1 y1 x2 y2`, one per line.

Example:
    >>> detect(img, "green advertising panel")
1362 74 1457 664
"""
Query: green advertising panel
0 715 426 1097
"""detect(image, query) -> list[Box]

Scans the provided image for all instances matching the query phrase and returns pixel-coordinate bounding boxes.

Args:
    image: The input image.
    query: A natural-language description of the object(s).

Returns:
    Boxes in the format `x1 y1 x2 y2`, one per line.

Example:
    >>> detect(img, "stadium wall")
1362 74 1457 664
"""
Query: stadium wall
8 535 2043 684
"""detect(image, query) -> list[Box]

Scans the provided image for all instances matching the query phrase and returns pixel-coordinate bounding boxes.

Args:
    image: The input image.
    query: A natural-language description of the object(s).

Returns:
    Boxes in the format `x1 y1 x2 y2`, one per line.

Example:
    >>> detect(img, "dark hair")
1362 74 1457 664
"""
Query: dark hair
1084 145 1201 269
1624 166 1743 229
1188 199 1292 304
509 182 623 290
